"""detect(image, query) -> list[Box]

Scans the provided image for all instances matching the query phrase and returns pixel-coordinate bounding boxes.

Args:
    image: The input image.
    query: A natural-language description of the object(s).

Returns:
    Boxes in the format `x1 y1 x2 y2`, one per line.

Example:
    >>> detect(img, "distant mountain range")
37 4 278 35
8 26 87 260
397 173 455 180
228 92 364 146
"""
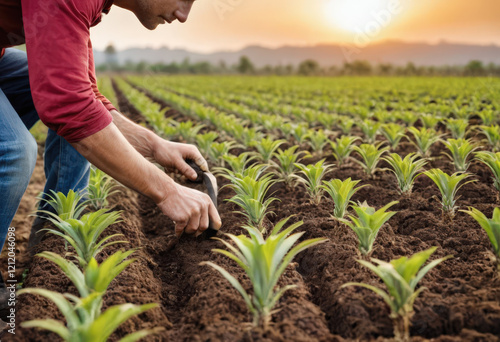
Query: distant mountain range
93 40 500 67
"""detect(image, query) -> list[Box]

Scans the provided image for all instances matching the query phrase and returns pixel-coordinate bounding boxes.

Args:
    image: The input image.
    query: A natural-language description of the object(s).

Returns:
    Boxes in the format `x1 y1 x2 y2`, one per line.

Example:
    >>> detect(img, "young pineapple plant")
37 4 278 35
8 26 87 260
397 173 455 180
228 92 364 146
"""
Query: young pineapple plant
478 109 497 126
33 249 138 319
44 210 125 267
37 190 88 221
480 125 500 152
340 201 398 257
174 120 205 143
424 169 476 220
317 112 337 129
19 248 161 341
407 127 441 158
305 129 330 157
38 249 136 297
294 159 333 205
201 217 327 328
337 117 356 135
250 137 285 164
226 170 278 232
196 132 219 159
330 136 360 167
19 288 159 342
208 141 238 167
262 115 286 136
156 119 178 140
221 163 268 180
292 123 309 146
353 142 390 177
397 111 419 127
462 207 500 271
419 114 441 130
271 146 304 189
442 138 478 172
280 122 294 140
360 119 381 144
301 108 318 125
373 110 391 123
233 126 263 147
342 247 452 342
87 167 119 210
217 152 256 176
321 178 369 220
446 118 468 139
383 153 427 195
453 105 472 120
381 123 406 150
352 105 370 120
475 151 500 201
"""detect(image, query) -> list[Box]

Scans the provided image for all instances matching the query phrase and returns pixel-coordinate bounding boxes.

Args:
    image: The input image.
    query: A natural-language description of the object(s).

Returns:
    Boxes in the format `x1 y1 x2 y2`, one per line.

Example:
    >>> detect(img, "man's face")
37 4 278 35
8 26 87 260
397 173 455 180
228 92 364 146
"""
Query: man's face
132 0 195 30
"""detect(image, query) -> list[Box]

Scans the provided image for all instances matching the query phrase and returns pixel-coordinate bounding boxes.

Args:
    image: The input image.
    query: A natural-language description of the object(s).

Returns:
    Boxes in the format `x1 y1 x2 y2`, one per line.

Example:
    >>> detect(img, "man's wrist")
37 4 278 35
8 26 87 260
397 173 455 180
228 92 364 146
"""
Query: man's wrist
149 132 162 157
145 165 176 204
145 129 163 159
151 136 171 162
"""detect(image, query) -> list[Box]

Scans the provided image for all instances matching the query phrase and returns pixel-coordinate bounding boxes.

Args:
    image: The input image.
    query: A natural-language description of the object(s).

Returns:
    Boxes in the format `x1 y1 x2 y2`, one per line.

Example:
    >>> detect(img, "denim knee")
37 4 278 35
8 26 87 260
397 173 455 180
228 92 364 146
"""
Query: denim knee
0 136 37 253
24 137 38 175
5 137 38 183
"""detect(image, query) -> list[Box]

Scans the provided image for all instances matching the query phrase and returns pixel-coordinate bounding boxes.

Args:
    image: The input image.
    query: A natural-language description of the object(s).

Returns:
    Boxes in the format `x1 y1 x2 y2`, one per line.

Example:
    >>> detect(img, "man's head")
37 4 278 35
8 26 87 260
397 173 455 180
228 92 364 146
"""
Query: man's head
115 0 195 30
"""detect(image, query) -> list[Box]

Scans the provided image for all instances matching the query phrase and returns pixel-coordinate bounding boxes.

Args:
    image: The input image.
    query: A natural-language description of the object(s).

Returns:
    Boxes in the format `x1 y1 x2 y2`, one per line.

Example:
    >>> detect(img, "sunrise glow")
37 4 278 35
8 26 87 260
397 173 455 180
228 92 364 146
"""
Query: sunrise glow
325 0 400 33
91 0 500 52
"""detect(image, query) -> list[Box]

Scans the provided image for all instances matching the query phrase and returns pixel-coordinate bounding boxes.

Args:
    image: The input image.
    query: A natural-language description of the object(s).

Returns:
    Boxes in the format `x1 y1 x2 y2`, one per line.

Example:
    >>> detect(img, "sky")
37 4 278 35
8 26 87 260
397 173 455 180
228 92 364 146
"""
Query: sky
90 0 500 53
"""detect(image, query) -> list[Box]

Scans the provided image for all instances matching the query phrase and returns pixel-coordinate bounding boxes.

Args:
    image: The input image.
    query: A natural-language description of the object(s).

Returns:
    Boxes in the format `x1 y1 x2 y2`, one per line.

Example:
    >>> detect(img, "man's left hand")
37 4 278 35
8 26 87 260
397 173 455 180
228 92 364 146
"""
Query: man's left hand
153 140 209 180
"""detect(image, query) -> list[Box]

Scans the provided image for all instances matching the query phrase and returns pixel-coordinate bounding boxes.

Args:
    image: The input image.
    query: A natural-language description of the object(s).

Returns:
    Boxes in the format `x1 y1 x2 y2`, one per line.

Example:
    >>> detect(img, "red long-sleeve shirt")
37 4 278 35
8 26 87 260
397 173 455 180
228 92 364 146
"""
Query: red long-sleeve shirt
0 0 116 142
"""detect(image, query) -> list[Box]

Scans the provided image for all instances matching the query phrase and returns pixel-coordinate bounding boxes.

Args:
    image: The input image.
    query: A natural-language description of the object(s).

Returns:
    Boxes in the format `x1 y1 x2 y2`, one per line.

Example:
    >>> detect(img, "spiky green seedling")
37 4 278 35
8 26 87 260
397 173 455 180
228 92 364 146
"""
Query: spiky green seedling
340 201 398 256
342 247 452 342
383 153 427 195
201 217 327 329
424 169 476 221
462 207 500 271
321 178 369 219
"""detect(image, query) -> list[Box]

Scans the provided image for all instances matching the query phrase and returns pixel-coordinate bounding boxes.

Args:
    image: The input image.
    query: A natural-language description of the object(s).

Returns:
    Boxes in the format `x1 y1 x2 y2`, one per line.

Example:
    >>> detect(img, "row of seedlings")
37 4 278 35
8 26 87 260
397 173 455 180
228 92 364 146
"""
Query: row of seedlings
107 76 500 341
19 168 162 341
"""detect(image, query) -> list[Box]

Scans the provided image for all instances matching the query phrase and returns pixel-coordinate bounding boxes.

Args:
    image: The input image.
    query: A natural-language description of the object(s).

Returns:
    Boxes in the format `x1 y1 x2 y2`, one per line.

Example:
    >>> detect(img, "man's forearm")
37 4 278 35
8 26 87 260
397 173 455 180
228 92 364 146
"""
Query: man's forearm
109 109 160 160
70 122 172 204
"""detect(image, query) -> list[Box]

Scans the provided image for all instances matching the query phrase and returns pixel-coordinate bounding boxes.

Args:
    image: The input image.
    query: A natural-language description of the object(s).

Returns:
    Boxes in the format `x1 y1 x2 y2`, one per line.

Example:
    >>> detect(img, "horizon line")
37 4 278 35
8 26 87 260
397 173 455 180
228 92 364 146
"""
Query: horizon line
95 39 500 54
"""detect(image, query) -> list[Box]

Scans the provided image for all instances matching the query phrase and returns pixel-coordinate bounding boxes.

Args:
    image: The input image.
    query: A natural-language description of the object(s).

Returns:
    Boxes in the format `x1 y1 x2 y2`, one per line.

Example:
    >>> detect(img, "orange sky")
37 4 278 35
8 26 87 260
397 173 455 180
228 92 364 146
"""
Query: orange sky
91 0 500 52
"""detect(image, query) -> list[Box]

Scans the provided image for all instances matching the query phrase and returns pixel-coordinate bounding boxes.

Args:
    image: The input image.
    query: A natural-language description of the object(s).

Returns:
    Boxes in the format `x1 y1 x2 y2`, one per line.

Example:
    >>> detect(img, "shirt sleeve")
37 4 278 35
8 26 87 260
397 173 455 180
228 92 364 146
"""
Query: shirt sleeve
22 0 113 143
88 40 117 113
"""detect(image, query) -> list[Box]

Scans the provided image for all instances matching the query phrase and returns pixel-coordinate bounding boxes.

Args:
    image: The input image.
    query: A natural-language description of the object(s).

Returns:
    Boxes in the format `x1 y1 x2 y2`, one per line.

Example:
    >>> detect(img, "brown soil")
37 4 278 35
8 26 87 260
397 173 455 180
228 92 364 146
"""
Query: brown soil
4 88 500 342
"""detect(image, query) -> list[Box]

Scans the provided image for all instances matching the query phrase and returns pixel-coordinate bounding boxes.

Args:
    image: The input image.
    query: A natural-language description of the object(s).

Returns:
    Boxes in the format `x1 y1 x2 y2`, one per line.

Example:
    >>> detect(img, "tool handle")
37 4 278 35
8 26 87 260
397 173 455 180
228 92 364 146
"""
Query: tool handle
185 159 219 238
185 159 204 183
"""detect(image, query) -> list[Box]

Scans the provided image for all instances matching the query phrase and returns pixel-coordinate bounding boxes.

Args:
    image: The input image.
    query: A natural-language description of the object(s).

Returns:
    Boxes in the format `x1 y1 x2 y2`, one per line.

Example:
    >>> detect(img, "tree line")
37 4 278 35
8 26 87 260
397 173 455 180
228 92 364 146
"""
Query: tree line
98 51 500 77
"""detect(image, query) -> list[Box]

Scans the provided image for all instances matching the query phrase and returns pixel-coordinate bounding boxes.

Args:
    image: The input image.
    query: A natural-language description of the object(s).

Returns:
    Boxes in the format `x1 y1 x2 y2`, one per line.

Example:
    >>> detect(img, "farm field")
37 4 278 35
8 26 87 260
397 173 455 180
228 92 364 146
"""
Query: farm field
4 76 500 341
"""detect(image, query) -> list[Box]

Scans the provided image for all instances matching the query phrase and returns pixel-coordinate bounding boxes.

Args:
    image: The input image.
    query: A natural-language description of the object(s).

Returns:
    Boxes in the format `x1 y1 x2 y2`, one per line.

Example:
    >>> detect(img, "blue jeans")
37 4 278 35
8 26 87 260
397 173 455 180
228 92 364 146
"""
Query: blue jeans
0 48 90 252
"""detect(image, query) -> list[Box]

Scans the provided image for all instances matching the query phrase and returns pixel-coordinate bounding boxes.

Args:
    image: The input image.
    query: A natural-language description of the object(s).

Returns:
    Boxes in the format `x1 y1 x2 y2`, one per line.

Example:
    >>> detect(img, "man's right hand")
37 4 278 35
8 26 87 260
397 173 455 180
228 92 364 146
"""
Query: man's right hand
156 182 221 238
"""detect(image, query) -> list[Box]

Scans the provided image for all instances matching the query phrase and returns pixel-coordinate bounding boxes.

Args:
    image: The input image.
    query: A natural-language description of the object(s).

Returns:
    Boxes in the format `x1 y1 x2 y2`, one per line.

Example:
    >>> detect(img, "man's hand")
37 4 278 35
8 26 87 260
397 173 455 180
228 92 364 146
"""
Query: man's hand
156 182 221 237
152 140 209 181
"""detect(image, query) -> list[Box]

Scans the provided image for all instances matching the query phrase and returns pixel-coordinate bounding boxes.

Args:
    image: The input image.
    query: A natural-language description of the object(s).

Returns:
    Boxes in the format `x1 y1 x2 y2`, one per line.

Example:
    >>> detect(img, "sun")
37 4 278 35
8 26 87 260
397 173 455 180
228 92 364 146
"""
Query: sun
325 0 393 33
